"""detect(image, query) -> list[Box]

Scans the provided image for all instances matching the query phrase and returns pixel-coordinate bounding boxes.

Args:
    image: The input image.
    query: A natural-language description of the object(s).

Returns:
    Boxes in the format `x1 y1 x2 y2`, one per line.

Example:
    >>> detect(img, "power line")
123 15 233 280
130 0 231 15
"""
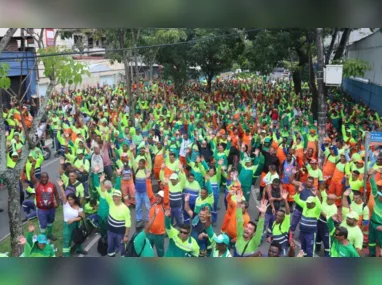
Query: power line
0 28 263 62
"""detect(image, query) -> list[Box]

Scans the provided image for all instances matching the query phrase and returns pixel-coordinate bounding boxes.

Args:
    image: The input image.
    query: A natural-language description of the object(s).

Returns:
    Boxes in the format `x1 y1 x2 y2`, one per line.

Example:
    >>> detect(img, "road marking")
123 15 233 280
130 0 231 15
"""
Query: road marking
79 234 101 257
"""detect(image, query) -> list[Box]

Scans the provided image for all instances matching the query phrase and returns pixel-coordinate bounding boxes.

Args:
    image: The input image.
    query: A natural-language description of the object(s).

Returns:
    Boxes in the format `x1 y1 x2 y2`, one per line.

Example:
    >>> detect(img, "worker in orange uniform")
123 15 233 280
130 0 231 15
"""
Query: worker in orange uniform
328 153 351 207
321 141 338 186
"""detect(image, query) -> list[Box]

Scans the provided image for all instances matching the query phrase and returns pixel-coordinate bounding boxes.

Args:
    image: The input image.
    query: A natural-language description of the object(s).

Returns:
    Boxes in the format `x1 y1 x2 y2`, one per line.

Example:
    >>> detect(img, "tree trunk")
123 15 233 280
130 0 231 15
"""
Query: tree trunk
325 28 338 64
207 73 213 93
308 55 319 121
0 28 17 54
292 69 302 95
2 171 23 256
333 28 351 60
316 28 327 167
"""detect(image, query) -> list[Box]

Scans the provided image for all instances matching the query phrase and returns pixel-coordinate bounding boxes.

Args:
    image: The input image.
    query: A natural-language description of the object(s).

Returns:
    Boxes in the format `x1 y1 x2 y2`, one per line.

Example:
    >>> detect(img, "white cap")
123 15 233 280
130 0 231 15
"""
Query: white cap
170 173 179 180
157 190 164 198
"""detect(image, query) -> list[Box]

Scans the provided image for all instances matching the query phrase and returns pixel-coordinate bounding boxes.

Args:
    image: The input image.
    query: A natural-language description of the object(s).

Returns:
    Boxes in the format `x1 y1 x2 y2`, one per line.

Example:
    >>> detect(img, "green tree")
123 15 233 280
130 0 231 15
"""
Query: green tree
333 58 371 78
139 29 187 80
189 29 245 91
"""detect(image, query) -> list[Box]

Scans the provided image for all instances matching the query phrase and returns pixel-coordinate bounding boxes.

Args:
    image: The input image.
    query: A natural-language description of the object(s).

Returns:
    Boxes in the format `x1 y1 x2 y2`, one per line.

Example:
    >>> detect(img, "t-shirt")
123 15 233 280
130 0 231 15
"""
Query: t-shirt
349 178 364 191
63 202 83 222
340 221 363 250
133 231 155 257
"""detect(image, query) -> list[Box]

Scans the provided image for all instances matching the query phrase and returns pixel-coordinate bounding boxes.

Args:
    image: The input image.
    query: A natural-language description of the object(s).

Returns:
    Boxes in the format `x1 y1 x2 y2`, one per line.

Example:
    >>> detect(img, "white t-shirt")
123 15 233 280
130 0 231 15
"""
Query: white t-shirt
63 202 83 222
91 153 104 173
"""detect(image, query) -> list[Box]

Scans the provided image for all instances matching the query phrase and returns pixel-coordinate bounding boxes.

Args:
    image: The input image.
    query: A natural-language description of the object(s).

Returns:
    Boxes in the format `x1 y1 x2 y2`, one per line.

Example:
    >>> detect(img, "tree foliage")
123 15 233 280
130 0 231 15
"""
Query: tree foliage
332 58 371 78
0 63 11 89
38 47 90 87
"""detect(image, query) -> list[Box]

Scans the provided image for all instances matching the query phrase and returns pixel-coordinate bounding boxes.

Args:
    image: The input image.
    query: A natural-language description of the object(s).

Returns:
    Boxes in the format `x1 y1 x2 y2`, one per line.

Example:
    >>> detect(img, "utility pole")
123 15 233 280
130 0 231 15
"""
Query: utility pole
316 28 327 167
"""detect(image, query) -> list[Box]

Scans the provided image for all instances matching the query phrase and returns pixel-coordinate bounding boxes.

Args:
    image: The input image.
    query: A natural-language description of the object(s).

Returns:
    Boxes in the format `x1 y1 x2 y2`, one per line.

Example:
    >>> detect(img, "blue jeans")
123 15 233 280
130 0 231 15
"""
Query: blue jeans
83 181 89 198
171 206 183 226
37 208 55 232
22 200 36 220
53 130 61 152
290 208 302 233
107 231 125 256
183 201 195 224
136 191 150 222
104 165 113 181
263 212 276 238
211 183 219 223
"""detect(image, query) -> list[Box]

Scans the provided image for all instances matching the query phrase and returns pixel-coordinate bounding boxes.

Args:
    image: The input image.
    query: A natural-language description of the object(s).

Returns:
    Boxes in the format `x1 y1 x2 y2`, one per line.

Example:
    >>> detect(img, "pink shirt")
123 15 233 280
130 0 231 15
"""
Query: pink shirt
102 143 112 166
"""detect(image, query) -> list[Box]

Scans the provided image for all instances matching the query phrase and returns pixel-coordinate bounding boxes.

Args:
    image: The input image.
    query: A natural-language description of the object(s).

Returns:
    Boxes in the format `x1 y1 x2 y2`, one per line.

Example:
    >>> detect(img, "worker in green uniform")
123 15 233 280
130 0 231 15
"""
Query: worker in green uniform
163 208 200 257
18 224 55 257
368 172 382 257
233 192 266 257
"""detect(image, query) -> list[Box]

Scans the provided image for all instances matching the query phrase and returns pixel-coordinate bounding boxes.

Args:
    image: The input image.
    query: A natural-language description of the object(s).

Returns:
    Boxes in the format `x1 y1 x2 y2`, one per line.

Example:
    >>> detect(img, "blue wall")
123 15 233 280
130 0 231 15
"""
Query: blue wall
0 51 37 100
342 77 382 115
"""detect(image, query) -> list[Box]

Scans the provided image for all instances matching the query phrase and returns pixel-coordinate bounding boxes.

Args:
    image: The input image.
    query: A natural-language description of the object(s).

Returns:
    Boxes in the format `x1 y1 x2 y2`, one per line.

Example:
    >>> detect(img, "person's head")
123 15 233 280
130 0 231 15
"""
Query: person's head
213 233 230 253
346 211 359 227
275 209 286 224
355 160 364 169
352 191 363 204
271 178 281 189
243 221 257 240
218 144 224 153
269 147 275 155
200 188 208 200
90 198 97 207
340 154 346 163
269 164 277 174
93 144 101 154
268 241 282 257
334 226 348 242
305 176 314 189
310 159 318 170
155 191 164 204
139 147 145 156
306 195 316 209
352 170 360 180
286 153 292 162
244 157 252 167
68 171 77 183
11 152 19 162
178 224 191 242
40 172 49 185
112 189 123 205
67 192 81 207
208 166 216 177
169 173 179 186
187 173 195 183
183 133 189 140
138 159 146 169
36 234 48 250
169 152 176 163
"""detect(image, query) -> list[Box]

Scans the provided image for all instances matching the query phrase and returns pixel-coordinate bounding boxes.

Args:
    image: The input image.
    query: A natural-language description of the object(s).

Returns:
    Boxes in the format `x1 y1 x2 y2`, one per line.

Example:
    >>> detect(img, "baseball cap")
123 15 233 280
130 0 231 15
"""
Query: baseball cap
264 138 271 143
11 152 19 157
376 180 382 187
306 196 315 203
37 234 47 244
121 152 128 157
220 129 226 135
213 233 229 245
76 149 84 155
356 160 364 165
310 159 318 164
244 157 252 163
112 190 122 197
346 211 359 220
170 173 179 180
157 190 164 198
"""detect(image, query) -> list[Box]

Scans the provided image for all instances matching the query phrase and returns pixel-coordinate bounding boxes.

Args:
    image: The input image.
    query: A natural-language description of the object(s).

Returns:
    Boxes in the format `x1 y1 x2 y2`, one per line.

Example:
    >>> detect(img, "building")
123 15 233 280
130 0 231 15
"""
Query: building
0 29 38 107
342 31 382 114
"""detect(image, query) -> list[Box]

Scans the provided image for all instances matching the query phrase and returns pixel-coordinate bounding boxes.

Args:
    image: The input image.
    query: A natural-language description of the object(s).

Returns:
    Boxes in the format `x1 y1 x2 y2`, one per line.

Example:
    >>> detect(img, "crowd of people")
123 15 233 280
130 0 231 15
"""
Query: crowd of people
2 75 382 258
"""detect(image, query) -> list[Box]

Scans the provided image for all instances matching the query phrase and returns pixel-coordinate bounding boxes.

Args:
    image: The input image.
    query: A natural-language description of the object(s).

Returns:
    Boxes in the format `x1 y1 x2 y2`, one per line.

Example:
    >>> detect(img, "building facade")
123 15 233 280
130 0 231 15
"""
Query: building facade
342 31 382 114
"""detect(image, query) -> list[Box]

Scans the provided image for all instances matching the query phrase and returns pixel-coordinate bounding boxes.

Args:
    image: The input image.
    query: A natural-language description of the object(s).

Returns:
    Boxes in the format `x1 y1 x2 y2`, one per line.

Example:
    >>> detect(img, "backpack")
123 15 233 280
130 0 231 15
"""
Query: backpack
124 232 146 257
97 235 108 256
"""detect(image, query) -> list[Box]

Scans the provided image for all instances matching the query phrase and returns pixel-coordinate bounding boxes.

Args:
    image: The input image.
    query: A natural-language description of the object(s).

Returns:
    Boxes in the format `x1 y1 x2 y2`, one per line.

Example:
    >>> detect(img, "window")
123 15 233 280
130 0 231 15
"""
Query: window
88 37 94 48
